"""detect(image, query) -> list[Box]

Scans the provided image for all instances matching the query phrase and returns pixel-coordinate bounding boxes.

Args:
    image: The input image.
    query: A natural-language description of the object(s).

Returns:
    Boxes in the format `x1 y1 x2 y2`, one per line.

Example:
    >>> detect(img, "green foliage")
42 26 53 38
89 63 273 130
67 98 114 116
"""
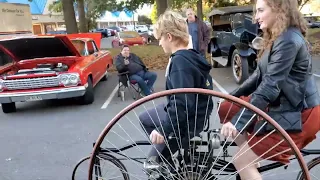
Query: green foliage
48 0 63 12
114 0 154 11
150 2 157 24
211 0 238 7
138 15 152 24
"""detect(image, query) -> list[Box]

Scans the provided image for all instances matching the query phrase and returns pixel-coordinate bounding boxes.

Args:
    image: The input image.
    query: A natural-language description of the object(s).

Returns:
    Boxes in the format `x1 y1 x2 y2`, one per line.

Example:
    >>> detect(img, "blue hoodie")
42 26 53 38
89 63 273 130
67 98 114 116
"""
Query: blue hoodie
160 49 214 138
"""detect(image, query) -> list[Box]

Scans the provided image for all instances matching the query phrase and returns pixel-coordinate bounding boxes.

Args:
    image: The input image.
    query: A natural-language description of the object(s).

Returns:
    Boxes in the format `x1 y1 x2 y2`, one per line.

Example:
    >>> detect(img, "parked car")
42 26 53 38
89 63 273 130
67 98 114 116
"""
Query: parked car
0 35 113 113
135 25 149 33
111 31 144 48
108 26 123 32
46 30 67 35
92 28 112 38
308 22 320 28
207 5 261 84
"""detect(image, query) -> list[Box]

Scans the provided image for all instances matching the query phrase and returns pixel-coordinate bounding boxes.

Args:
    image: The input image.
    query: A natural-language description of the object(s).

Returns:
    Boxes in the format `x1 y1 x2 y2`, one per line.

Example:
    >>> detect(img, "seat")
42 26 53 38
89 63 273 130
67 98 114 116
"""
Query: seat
117 71 146 101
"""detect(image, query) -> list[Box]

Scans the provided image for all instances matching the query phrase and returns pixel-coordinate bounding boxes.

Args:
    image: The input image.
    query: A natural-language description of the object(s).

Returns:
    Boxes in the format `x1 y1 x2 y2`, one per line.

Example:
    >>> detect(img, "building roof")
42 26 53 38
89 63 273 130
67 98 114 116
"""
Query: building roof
0 0 47 14
97 10 138 22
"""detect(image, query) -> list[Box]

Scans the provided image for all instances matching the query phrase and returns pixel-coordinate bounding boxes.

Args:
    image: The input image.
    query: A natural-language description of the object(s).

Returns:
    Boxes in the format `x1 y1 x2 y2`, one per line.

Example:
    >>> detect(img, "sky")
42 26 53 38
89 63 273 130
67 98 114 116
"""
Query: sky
135 4 153 17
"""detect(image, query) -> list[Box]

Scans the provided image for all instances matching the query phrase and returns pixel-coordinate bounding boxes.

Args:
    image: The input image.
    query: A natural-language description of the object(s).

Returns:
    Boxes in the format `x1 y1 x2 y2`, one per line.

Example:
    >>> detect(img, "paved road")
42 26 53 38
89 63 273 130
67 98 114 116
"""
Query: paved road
1 57 320 180
101 37 113 49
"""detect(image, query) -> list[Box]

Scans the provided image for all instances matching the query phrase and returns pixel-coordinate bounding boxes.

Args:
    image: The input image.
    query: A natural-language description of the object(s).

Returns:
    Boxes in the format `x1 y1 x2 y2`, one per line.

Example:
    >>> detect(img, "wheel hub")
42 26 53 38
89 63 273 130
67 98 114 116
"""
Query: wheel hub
233 54 242 81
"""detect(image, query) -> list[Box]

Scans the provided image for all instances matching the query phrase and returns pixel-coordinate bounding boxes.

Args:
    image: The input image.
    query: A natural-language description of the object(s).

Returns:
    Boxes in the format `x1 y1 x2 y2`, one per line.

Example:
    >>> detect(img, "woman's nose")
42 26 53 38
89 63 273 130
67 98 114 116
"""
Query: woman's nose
255 13 260 21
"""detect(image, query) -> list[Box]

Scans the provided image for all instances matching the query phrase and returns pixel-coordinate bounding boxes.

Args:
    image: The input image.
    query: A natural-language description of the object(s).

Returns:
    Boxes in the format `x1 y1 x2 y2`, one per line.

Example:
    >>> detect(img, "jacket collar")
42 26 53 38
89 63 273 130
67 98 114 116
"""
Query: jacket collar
186 16 199 23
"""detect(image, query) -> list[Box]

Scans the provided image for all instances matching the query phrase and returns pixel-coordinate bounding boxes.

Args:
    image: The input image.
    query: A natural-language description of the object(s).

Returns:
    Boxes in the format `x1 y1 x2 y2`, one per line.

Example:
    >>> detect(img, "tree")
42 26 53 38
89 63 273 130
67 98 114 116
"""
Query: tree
150 2 158 24
138 15 153 24
62 0 78 33
77 0 87 32
298 0 311 10
156 0 167 17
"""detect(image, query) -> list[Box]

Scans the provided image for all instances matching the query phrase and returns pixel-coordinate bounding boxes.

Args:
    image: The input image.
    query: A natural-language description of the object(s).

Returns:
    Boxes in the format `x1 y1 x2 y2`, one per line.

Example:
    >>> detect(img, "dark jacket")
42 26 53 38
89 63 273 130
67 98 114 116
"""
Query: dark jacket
230 27 320 134
186 16 210 54
159 49 214 138
115 53 147 86
115 53 147 73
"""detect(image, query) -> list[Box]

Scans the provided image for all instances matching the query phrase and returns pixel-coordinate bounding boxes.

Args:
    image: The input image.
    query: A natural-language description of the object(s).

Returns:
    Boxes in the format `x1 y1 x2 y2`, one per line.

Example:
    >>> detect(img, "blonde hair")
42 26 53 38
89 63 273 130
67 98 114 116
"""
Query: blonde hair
253 0 308 58
153 10 189 47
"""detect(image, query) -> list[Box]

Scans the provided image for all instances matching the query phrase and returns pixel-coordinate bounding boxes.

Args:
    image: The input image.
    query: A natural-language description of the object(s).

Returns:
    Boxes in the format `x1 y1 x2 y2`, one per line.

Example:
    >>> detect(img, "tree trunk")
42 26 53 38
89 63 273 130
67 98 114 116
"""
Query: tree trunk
197 0 203 20
167 0 173 9
156 0 167 17
77 0 87 32
62 0 78 34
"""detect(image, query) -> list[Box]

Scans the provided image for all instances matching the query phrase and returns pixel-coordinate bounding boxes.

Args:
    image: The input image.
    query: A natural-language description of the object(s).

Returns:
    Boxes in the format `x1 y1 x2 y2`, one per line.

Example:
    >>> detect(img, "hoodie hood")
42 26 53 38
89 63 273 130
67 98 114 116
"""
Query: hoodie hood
172 49 212 76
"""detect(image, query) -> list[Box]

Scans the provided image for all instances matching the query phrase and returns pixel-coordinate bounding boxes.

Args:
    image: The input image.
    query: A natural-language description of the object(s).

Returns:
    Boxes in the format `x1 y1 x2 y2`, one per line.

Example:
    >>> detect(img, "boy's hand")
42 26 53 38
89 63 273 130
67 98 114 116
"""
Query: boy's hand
150 130 164 144
221 122 238 138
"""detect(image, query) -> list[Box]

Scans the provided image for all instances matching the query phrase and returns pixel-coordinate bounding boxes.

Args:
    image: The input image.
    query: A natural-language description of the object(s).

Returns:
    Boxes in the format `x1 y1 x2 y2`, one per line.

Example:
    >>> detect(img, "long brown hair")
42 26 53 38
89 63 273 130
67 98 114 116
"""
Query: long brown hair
253 0 308 58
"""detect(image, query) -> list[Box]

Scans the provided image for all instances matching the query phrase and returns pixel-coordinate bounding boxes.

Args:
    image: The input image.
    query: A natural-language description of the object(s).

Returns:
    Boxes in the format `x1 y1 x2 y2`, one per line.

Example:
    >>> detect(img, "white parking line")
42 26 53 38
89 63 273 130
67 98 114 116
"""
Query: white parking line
313 73 320 78
101 84 119 109
211 78 228 94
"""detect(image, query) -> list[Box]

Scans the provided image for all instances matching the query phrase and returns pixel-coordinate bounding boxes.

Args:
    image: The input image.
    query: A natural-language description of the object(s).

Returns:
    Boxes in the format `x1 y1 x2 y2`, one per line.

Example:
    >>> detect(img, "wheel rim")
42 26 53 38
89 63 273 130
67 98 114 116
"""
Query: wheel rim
88 88 310 180
232 54 242 82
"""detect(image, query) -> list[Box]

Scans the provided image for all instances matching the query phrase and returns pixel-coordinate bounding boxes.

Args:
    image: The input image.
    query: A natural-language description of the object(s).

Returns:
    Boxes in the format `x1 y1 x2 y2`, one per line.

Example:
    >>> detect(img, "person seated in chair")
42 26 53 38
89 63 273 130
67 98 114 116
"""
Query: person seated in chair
115 45 157 96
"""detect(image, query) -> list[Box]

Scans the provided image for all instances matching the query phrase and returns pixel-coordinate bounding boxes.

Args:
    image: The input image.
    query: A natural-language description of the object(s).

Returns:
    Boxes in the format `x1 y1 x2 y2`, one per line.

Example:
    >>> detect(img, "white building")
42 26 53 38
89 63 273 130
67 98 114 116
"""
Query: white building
96 11 138 28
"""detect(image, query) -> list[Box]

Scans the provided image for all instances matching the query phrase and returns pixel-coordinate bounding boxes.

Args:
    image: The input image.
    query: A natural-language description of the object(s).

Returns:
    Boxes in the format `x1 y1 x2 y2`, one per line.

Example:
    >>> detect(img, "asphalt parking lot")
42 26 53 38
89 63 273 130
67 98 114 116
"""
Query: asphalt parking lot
1 56 320 180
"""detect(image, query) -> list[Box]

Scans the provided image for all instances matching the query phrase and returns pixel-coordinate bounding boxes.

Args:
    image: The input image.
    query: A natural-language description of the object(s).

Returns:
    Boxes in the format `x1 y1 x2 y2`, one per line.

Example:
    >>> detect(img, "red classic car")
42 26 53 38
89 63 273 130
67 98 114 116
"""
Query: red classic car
0 35 113 113
111 31 145 48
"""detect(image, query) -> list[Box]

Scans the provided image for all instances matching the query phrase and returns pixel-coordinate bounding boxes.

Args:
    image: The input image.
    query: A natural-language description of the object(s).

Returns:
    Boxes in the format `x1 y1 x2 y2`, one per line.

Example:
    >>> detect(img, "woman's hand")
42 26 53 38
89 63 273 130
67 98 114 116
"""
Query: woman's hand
150 130 164 144
221 122 239 138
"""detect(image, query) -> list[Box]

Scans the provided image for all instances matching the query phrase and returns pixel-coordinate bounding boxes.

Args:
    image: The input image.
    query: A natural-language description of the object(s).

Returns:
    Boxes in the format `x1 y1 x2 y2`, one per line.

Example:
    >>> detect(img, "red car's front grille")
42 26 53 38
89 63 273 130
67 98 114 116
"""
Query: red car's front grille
3 76 60 90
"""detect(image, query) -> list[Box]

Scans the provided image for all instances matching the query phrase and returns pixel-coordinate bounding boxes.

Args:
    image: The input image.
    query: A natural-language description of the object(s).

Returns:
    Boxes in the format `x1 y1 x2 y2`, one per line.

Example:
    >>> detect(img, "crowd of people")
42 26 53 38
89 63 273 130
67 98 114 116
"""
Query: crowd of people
115 0 320 179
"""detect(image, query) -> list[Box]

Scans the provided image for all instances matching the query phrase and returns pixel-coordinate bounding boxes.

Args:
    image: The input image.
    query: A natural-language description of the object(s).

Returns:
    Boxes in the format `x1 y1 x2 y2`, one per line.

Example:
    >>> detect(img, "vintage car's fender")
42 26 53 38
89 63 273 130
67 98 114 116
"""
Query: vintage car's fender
232 42 256 57
73 51 112 87
207 37 221 56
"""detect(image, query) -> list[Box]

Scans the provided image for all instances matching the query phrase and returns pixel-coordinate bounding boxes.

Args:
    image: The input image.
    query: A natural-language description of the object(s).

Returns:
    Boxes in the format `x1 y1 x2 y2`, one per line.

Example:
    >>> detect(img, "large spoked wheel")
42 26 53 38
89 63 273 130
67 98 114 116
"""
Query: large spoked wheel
87 88 310 180
296 157 320 180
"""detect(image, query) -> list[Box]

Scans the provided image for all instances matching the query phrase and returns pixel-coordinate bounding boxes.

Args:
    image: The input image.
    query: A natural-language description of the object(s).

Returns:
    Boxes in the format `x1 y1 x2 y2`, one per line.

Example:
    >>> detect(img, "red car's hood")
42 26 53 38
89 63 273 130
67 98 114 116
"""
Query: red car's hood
0 35 81 62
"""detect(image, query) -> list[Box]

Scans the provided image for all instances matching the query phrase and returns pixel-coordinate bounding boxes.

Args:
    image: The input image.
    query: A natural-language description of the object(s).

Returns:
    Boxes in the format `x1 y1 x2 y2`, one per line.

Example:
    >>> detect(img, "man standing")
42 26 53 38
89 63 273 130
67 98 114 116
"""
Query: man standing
115 45 157 96
186 8 210 57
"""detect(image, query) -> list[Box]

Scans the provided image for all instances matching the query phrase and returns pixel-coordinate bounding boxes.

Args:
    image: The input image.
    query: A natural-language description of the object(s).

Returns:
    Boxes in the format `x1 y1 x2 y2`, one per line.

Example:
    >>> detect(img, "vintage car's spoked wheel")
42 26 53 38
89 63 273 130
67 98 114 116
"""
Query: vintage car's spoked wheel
231 50 249 84
84 88 310 180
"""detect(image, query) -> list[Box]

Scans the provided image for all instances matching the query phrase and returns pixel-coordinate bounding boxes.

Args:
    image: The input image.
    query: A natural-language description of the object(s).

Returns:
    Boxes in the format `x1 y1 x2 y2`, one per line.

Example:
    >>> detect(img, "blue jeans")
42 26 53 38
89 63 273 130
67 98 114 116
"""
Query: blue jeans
139 103 188 162
129 70 157 96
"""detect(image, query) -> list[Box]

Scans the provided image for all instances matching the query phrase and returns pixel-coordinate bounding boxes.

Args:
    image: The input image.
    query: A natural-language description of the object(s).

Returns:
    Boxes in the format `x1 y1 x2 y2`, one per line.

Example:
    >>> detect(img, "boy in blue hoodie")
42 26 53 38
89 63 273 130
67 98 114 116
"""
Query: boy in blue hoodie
139 10 213 167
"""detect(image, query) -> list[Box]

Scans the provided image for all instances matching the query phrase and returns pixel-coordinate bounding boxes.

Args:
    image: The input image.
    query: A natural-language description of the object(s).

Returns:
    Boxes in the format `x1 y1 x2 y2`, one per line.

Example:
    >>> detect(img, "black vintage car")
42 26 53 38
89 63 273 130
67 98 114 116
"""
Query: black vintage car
207 5 262 84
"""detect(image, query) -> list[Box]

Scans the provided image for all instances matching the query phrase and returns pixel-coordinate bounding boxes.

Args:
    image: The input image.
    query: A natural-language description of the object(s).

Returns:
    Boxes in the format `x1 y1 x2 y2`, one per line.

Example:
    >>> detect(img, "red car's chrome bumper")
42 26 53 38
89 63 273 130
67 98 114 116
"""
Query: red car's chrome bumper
0 86 86 103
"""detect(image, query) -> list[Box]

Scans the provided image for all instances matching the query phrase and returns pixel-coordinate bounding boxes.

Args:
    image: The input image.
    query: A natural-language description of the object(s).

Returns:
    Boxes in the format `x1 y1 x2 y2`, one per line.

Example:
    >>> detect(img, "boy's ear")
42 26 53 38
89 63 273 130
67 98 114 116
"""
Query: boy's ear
167 33 173 42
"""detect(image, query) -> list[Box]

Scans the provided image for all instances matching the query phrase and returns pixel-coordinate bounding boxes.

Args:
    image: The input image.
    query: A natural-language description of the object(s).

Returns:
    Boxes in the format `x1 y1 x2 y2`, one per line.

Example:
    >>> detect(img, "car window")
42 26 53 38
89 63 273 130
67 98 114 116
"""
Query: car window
91 41 99 52
71 40 87 56
0 49 13 66
87 41 95 55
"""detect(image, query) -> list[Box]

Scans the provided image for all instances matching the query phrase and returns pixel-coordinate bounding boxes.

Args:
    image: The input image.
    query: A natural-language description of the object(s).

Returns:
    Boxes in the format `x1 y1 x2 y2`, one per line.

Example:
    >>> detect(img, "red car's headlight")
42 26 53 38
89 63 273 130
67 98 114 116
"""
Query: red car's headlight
58 73 80 87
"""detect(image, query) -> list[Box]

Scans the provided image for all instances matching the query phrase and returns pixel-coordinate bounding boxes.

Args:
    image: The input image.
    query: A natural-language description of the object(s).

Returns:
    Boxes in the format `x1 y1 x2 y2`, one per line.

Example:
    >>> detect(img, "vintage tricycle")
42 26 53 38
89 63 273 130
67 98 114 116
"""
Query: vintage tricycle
71 88 320 180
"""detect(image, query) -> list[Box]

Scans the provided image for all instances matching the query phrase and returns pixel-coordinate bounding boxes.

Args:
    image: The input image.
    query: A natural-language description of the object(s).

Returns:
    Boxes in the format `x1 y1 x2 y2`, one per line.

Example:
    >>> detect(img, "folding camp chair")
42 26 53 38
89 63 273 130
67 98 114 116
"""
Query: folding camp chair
117 71 147 101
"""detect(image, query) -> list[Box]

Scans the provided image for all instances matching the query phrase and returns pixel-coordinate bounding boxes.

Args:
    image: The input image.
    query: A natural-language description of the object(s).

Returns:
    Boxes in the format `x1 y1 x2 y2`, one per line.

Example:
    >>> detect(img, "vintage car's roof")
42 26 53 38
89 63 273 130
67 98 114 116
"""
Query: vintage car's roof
207 5 253 17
